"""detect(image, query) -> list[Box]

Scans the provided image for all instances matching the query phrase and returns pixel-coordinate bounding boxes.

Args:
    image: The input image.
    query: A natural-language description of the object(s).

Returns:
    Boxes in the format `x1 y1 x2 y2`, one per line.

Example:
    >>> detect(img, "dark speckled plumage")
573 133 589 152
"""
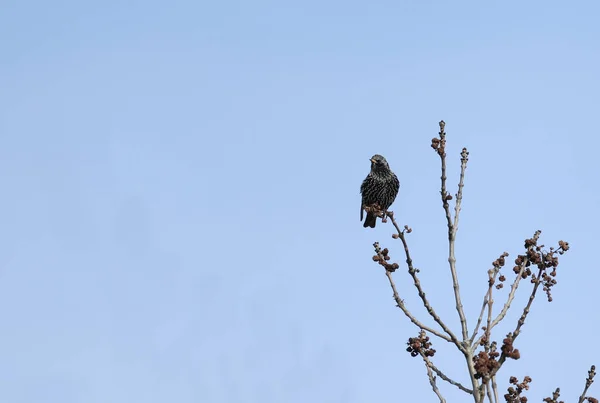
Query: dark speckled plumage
360 155 399 228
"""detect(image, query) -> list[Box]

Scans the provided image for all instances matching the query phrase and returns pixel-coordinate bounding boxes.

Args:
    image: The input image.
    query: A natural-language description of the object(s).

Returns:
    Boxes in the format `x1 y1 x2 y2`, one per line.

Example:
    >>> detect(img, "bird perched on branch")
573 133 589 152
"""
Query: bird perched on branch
360 154 400 228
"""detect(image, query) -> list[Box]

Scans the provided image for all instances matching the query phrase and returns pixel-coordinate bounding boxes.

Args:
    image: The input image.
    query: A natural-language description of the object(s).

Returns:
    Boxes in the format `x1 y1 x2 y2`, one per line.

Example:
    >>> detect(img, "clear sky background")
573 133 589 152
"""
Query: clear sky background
1 1 599 402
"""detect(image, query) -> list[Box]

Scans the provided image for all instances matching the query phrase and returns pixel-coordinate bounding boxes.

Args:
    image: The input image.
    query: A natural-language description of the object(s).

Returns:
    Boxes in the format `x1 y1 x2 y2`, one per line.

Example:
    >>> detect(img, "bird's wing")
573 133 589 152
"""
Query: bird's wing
360 179 366 221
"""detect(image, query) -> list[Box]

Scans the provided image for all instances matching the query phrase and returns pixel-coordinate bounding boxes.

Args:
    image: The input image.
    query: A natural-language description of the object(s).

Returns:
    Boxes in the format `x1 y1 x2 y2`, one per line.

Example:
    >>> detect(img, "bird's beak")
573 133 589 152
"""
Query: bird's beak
370 158 376 163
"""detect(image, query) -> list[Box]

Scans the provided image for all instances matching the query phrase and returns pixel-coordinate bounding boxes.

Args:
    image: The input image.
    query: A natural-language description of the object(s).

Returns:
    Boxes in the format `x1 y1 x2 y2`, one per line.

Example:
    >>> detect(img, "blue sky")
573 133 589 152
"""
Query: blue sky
1 1 599 402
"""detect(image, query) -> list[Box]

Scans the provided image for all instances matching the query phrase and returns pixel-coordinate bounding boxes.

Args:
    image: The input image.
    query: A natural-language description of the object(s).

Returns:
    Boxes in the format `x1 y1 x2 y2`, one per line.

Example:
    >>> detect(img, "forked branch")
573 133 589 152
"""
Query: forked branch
373 243 452 342
431 120 470 341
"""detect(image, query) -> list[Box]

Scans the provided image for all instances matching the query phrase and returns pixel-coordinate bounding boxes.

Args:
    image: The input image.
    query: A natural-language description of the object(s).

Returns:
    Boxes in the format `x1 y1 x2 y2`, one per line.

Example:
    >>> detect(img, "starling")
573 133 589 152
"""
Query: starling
360 154 400 228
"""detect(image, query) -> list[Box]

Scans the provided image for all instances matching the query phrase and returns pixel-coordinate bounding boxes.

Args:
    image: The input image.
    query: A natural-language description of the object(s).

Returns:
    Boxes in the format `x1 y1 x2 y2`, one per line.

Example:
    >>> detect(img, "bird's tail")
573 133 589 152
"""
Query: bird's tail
363 212 376 228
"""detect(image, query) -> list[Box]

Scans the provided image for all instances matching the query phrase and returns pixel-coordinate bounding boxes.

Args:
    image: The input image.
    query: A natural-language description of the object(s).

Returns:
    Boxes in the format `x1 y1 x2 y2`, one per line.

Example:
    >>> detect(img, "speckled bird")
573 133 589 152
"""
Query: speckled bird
360 154 400 228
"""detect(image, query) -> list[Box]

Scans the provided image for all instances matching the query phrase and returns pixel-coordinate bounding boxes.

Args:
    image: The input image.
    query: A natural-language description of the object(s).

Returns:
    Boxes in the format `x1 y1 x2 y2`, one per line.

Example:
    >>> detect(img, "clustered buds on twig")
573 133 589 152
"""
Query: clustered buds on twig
392 225 412 239
461 147 470 163
542 388 563 403
558 240 570 253
510 232 570 302
578 365 598 403
504 376 532 403
406 330 436 358
479 329 491 347
542 360 597 402
430 120 447 157
473 350 500 380
372 242 400 272
493 253 509 270
587 365 597 389
501 333 521 360
489 251 510 289
473 335 520 380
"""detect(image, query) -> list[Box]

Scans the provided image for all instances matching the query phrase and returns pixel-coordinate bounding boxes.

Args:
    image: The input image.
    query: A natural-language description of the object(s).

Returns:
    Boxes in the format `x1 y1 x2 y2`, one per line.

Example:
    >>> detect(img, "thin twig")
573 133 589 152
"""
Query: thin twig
492 375 499 403
492 266 544 374
422 355 447 403
470 268 496 347
470 285 492 346
437 121 453 243
470 255 523 347
485 286 493 349
476 382 487 403
436 122 469 341
425 358 473 394
485 381 493 403
578 365 596 403
508 267 543 341
383 270 452 342
472 258 527 350
433 122 480 400
387 212 462 347
451 146 470 341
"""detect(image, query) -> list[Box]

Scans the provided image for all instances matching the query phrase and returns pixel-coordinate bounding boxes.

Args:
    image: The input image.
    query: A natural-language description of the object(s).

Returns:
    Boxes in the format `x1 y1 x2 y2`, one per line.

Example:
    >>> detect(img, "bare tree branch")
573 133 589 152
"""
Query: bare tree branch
432 122 482 401
472 257 528 350
452 147 470 340
544 387 562 403
373 243 453 342
491 376 499 403
578 365 597 403
426 357 473 394
486 261 527 334
470 277 493 346
386 213 462 347
433 121 470 341
488 262 543 376
497 268 542 367
383 269 452 342
422 354 447 403
485 381 493 403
